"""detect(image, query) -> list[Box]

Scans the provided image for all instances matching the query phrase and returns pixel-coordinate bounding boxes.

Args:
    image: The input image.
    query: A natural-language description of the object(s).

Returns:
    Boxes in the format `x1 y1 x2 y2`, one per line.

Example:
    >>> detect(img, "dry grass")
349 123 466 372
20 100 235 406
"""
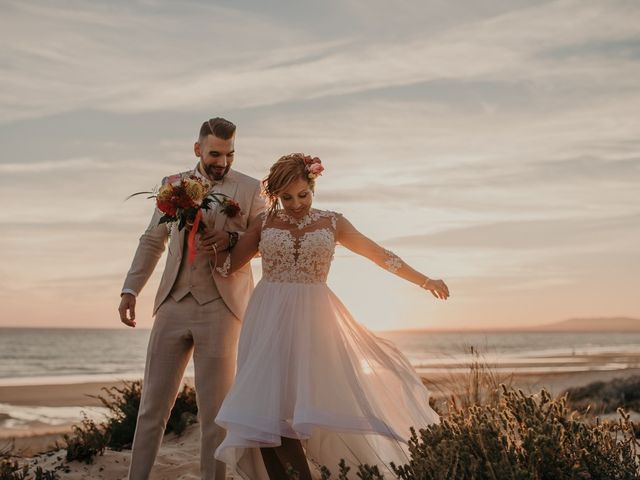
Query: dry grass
425 346 515 414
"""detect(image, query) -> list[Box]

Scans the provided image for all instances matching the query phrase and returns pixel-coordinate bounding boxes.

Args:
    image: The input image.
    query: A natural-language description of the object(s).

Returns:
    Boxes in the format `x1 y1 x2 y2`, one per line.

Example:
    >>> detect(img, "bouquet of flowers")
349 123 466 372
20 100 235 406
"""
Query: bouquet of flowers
128 173 242 263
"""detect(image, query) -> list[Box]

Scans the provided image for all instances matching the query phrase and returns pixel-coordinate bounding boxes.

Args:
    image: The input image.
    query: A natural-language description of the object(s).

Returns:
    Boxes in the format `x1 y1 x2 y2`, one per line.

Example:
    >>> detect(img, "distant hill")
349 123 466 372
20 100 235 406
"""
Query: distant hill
530 317 640 332
380 316 640 334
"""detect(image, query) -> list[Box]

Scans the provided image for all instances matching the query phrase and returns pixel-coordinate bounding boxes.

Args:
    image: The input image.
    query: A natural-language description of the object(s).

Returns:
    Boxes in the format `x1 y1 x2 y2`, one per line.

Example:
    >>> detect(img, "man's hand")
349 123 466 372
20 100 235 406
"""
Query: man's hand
198 229 230 254
119 293 137 327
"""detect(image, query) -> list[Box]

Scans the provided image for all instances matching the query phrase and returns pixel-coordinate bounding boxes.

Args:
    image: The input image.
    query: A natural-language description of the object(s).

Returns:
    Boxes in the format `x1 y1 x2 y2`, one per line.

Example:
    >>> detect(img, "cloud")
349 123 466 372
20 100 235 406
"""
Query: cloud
385 213 640 250
0 157 109 173
2 0 639 123
2 0 639 328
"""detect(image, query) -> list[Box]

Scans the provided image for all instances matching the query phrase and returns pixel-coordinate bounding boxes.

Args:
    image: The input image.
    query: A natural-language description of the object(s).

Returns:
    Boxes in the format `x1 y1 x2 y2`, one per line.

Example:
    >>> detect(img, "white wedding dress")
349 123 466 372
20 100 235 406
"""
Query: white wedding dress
214 209 439 479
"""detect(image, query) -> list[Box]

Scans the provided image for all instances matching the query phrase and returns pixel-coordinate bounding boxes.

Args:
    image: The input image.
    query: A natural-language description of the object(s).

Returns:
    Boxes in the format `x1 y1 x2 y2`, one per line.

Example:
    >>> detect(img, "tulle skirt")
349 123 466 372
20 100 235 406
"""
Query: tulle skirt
214 280 439 479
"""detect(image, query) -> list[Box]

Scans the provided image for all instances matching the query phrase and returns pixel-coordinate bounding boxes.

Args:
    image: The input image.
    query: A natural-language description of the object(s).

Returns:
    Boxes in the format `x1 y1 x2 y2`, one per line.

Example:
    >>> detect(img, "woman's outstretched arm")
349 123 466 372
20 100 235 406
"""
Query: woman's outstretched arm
335 214 449 300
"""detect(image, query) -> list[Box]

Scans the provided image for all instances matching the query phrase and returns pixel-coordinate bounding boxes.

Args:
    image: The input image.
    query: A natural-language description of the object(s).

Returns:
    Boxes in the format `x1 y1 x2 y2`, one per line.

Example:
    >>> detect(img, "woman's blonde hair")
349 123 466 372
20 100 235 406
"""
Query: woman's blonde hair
262 153 316 217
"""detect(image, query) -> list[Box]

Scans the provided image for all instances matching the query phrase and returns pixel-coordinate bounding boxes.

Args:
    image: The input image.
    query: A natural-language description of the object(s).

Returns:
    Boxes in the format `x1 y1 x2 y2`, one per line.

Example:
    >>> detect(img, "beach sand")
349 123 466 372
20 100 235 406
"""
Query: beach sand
0 380 123 457
1 368 637 479
0 380 129 407
423 365 640 399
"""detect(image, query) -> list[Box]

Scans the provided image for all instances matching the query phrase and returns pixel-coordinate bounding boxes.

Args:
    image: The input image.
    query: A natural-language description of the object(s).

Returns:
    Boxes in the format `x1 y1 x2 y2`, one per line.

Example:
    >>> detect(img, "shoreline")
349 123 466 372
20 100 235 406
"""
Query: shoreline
2 368 639 458
2 362 638 408
0 380 132 407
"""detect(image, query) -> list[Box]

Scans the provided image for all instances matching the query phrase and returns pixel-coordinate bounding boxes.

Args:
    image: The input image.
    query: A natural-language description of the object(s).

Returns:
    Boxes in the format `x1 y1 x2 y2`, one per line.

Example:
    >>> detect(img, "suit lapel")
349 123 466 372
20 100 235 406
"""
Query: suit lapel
212 171 239 231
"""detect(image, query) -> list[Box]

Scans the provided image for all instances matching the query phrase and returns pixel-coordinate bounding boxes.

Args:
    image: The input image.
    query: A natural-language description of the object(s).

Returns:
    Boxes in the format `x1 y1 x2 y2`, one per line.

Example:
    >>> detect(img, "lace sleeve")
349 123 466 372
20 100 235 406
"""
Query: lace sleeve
335 215 410 275
215 255 232 277
383 249 403 273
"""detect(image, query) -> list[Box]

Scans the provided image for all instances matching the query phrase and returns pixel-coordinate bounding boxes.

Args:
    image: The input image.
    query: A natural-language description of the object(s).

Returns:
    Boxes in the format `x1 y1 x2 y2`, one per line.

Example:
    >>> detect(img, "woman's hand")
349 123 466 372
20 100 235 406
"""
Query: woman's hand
421 278 449 300
198 229 230 254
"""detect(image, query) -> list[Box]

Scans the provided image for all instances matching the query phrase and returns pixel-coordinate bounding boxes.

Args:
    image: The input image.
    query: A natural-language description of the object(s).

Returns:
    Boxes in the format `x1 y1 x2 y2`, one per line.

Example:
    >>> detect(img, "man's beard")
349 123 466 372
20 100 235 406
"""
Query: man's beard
201 162 231 181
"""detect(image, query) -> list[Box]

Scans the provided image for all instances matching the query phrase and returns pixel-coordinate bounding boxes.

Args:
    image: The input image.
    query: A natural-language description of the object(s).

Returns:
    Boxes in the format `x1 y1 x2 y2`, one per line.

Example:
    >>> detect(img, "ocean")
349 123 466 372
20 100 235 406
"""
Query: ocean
2 327 640 385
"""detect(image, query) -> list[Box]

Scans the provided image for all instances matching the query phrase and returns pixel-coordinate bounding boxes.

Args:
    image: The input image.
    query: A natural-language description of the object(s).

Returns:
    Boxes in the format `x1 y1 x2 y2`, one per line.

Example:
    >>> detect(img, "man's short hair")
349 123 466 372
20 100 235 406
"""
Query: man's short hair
199 117 236 141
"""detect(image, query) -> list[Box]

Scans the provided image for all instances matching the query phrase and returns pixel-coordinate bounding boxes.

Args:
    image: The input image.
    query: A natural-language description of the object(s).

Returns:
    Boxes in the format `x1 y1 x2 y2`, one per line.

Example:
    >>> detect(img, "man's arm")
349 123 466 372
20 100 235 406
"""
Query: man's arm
119 206 171 327
200 180 266 252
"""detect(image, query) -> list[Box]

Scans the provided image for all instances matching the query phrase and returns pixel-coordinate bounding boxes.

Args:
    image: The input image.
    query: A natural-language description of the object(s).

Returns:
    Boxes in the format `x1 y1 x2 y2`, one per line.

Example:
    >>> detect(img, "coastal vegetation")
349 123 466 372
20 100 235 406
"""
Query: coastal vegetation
64 380 197 463
2 367 639 479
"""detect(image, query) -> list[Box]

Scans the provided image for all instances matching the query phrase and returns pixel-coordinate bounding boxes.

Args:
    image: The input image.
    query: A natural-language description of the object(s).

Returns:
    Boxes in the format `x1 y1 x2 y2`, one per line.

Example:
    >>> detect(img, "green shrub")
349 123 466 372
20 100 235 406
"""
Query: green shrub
95 380 197 449
30 467 58 480
323 386 639 479
390 387 639 480
564 376 640 415
64 380 198 463
63 415 107 464
320 459 385 480
94 380 142 450
0 458 28 480
1 457 59 480
165 384 198 436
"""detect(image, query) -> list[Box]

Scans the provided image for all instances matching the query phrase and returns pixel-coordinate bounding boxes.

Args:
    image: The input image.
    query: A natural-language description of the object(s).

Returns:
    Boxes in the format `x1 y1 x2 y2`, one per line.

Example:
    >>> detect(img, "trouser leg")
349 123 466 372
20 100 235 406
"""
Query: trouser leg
194 352 237 480
128 299 193 480
191 299 240 480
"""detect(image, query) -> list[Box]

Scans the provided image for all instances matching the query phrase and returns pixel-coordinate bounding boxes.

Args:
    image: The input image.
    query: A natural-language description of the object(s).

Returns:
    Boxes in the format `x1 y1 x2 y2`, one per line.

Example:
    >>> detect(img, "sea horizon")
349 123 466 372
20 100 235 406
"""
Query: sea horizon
2 316 639 334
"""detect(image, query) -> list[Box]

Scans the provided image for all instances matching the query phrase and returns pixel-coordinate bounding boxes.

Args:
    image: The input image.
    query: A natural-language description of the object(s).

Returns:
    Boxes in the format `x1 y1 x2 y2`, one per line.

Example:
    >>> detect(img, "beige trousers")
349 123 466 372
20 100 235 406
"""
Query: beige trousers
128 294 241 480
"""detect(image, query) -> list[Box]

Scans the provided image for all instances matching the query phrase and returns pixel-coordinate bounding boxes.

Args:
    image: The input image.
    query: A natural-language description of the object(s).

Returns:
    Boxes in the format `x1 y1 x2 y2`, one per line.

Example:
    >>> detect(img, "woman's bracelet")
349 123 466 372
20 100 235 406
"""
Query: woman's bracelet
420 277 432 289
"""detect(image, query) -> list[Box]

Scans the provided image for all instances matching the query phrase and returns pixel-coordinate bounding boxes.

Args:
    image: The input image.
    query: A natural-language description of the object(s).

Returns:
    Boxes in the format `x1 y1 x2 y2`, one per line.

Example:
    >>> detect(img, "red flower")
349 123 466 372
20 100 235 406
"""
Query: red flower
157 199 177 217
175 191 196 209
221 199 242 218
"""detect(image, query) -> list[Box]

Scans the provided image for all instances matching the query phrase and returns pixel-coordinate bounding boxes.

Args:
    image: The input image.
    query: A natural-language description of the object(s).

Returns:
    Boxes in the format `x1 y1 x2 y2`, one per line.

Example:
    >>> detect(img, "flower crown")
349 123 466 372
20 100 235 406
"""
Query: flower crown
303 154 324 180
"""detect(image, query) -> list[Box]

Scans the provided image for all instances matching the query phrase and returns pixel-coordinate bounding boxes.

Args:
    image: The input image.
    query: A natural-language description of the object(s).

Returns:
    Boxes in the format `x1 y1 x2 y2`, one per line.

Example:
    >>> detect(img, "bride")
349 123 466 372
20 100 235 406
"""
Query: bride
209 153 449 479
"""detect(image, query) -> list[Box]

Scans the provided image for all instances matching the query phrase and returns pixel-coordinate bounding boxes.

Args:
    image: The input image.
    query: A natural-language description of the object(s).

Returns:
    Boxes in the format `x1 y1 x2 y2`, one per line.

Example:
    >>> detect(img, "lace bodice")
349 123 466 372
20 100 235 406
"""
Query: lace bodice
215 208 409 285
259 210 338 284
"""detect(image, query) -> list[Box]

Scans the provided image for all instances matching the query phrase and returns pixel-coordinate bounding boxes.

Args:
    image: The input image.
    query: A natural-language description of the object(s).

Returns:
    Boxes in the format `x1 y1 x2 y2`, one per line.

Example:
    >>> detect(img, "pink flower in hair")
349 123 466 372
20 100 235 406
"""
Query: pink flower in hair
308 163 324 176
302 154 324 179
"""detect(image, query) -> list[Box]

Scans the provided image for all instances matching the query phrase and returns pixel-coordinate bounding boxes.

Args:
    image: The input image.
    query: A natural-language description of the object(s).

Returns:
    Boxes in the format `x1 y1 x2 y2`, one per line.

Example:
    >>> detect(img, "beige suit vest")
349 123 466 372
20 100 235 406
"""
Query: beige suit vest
169 235 221 304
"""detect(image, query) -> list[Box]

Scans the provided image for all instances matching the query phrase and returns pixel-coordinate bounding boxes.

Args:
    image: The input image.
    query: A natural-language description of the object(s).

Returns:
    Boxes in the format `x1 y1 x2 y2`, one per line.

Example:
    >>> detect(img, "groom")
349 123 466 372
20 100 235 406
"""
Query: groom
118 117 264 480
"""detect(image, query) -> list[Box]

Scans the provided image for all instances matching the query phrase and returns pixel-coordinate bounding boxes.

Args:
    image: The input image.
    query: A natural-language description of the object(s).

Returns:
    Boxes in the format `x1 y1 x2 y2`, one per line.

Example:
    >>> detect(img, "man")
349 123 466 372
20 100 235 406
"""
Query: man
118 117 264 480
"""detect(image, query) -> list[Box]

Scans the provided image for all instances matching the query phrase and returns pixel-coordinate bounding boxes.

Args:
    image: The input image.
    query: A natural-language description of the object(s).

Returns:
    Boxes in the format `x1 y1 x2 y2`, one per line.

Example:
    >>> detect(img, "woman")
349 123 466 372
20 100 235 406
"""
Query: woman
212 153 449 479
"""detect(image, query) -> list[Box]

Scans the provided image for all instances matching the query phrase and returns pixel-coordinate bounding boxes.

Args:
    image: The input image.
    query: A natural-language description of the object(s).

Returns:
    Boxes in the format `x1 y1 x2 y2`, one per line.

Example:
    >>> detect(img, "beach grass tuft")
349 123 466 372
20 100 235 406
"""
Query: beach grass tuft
426 345 514 414
1 451 59 480
63 380 197 463
63 414 107 464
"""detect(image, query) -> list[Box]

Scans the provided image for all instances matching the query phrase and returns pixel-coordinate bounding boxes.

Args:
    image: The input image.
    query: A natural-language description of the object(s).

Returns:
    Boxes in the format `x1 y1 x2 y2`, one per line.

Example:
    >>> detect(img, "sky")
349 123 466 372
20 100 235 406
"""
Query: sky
1 0 639 331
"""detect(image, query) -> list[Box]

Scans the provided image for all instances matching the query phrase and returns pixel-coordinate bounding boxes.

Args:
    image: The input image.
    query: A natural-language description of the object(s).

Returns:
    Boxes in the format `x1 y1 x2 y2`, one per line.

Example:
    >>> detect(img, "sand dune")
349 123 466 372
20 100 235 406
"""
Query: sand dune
22 423 228 480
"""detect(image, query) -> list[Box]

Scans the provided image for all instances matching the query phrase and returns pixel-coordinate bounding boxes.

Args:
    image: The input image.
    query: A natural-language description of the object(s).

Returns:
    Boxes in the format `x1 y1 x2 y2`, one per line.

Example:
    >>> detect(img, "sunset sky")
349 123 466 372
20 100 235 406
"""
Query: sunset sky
1 0 638 330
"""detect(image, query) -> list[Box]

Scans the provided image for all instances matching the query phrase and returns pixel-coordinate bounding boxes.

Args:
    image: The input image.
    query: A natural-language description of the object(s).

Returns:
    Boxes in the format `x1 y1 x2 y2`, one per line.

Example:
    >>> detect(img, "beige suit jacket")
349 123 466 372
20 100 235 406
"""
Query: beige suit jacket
122 167 265 320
